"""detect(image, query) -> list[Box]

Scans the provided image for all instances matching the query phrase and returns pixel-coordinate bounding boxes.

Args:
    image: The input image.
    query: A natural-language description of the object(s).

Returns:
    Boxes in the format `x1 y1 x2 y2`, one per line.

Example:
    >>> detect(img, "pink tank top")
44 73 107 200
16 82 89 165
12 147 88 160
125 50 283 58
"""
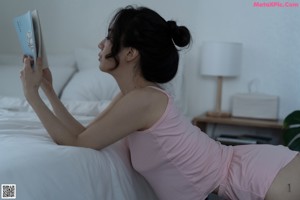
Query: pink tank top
127 87 233 200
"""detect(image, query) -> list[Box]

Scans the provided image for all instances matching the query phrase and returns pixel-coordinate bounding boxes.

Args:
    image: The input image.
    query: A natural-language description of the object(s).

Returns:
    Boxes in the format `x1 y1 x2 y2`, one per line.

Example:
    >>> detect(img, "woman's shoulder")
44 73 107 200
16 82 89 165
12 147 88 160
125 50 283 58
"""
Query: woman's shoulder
127 86 169 106
124 87 169 128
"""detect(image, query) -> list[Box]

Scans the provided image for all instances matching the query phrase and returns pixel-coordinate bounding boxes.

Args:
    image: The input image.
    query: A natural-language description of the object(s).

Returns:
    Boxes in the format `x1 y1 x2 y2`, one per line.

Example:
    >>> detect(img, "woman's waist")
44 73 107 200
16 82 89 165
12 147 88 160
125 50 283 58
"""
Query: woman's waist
212 144 234 194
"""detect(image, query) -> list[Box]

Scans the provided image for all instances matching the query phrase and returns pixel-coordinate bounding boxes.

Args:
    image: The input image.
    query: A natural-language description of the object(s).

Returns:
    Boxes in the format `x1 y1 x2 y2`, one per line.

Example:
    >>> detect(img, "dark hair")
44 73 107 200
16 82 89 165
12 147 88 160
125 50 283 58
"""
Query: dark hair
105 5 191 83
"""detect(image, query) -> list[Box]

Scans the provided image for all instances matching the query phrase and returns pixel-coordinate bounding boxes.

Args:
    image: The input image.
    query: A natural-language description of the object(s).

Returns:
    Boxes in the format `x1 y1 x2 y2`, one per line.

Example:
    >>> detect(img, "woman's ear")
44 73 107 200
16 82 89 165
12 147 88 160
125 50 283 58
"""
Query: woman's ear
126 47 139 62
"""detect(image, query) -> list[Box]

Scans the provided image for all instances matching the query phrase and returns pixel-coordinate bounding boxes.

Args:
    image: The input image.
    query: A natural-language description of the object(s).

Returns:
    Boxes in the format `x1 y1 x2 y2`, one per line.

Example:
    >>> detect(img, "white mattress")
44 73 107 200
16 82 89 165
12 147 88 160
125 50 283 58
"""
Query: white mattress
0 98 158 200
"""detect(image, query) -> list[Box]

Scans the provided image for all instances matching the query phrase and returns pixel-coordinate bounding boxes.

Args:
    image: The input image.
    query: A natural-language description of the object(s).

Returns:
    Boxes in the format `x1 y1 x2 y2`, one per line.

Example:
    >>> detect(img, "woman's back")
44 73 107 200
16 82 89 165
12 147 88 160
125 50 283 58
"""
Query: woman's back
127 87 233 200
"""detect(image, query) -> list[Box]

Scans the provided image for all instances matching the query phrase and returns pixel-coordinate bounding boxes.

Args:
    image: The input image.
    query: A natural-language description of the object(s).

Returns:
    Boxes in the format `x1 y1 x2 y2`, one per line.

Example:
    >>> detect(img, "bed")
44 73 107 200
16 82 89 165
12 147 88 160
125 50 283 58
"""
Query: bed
0 49 160 200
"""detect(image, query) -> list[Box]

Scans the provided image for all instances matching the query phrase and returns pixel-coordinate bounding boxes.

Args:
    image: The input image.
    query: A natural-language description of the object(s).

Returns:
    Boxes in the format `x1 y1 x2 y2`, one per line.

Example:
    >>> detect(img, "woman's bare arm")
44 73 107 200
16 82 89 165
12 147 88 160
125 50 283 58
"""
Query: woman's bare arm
40 67 123 135
28 87 165 150
21 57 167 150
42 85 86 136
87 92 123 128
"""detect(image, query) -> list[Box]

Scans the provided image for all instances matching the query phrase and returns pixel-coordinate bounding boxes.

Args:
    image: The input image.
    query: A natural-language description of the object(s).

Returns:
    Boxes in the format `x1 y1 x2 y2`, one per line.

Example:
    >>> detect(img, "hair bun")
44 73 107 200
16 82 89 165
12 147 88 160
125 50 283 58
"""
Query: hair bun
167 20 191 47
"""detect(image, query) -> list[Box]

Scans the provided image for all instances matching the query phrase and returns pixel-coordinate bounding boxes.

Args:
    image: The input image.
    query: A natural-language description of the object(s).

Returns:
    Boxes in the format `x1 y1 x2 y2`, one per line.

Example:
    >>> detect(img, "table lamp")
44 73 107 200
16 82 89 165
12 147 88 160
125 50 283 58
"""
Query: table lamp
200 41 242 117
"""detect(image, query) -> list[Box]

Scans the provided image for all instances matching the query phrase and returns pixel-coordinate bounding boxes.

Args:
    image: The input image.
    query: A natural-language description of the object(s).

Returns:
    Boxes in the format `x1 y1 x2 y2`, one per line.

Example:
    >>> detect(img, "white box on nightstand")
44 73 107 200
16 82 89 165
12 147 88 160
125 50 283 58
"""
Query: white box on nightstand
232 93 279 120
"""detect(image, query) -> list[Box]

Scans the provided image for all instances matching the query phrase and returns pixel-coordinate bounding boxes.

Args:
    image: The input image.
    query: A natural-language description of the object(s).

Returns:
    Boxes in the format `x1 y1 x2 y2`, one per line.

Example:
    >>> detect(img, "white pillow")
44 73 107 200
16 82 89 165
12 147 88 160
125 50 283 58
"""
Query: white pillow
74 48 100 70
0 55 76 98
48 54 76 69
61 100 111 116
60 68 119 101
0 65 76 98
0 65 24 98
0 95 110 117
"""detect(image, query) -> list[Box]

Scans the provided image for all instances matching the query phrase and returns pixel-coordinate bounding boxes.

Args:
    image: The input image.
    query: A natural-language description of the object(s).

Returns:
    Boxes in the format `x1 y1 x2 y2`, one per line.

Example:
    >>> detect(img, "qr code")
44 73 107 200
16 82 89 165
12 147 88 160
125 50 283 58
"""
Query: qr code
1 184 16 199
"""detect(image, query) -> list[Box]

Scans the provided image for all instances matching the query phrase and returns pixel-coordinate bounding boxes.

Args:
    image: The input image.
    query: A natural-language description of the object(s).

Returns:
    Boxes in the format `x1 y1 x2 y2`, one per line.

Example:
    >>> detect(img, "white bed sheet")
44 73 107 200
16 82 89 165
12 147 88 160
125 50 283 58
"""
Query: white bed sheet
0 99 158 200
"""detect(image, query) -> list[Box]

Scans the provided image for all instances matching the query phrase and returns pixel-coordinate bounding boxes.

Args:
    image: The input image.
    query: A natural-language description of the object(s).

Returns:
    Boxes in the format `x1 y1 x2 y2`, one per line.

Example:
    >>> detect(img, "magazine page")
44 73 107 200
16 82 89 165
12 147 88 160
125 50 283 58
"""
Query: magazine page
13 11 37 64
13 10 48 69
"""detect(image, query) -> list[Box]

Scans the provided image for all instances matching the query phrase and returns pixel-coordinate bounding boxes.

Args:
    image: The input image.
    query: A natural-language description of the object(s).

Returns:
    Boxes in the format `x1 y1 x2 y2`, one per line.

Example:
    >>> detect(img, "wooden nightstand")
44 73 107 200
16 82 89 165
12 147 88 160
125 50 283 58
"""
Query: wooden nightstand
192 115 283 144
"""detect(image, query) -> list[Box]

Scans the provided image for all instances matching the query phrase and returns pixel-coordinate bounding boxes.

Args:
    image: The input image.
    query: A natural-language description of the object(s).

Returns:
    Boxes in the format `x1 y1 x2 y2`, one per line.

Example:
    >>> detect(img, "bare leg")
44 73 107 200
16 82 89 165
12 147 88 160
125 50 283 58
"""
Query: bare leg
265 153 300 200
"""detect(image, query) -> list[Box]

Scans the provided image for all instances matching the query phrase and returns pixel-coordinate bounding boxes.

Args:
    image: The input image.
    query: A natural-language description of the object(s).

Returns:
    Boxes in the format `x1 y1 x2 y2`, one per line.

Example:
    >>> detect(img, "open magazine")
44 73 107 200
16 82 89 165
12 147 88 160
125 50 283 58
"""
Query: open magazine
13 10 48 69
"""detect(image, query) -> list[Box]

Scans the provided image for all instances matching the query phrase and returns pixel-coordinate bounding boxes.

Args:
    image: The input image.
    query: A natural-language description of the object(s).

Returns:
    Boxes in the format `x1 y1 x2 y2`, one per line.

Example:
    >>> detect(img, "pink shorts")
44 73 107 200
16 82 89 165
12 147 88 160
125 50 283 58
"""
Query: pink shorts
218 144 298 200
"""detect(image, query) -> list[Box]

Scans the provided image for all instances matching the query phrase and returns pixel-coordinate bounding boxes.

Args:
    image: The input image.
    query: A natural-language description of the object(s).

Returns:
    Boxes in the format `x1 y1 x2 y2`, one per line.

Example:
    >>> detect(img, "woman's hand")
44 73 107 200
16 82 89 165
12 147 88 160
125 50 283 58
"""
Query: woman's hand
41 67 53 93
20 57 43 100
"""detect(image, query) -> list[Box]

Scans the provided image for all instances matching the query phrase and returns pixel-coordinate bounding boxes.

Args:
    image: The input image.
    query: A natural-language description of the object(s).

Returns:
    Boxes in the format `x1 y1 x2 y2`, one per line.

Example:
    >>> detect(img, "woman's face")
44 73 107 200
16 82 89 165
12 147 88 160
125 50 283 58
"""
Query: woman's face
98 35 115 72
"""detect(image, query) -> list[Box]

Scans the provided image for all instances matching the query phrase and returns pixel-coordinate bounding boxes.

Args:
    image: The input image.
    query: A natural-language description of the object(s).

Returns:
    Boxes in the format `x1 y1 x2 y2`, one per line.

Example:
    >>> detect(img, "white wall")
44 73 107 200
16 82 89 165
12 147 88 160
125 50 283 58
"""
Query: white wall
185 0 300 119
0 0 299 119
0 0 199 54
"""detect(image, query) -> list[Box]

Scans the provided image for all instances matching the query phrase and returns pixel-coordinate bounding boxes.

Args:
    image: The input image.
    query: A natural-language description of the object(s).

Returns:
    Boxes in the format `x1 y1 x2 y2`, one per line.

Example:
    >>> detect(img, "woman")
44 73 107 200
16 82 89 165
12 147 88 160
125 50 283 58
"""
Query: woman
21 5 300 200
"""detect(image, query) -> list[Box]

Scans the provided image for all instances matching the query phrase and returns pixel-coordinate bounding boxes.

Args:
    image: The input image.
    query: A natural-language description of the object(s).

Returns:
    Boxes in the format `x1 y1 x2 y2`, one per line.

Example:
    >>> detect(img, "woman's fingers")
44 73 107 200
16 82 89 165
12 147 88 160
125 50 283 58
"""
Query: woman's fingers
23 58 33 74
21 57 43 80
36 57 43 71
22 56 43 71
23 56 34 66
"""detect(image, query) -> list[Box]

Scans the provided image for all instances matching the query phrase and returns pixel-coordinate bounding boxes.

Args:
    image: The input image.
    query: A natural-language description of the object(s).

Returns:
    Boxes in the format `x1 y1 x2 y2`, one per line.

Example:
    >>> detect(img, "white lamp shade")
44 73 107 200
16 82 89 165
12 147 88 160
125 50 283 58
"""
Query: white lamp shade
200 42 243 77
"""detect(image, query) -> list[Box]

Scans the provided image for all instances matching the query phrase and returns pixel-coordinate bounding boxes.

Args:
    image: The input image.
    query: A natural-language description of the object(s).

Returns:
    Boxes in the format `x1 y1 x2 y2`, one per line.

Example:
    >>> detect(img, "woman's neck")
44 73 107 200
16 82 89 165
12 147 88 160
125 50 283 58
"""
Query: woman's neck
115 73 157 94
108 62 158 94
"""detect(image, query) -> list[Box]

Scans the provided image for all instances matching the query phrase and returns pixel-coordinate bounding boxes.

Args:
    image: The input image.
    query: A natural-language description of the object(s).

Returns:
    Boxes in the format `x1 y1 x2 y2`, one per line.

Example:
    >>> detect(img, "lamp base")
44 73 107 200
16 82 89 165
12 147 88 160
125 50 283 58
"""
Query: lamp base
206 111 231 118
